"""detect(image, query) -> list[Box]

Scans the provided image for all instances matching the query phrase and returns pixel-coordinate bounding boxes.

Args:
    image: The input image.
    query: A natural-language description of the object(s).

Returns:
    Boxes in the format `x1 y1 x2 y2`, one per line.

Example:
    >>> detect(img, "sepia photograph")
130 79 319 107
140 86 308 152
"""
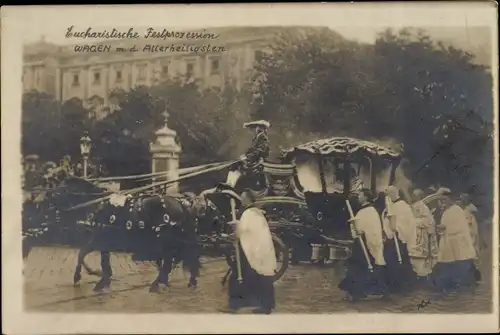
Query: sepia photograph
2 3 498 334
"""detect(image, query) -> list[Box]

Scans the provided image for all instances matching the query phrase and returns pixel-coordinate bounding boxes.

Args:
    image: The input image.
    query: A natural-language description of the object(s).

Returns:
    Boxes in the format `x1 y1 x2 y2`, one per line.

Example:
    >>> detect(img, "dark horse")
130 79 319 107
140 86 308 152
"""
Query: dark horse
22 176 107 280
72 191 222 292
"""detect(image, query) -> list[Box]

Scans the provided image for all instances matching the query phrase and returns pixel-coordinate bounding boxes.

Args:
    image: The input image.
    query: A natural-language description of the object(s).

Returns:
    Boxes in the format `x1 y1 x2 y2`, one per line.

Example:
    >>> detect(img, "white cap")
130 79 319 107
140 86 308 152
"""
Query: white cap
243 120 271 129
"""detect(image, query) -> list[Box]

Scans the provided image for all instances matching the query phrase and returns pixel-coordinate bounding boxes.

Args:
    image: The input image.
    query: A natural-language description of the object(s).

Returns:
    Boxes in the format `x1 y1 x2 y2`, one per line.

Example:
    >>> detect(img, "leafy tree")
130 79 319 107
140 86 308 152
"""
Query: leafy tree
89 86 165 182
371 28 493 211
22 91 94 165
22 90 62 162
59 98 92 159
251 27 493 215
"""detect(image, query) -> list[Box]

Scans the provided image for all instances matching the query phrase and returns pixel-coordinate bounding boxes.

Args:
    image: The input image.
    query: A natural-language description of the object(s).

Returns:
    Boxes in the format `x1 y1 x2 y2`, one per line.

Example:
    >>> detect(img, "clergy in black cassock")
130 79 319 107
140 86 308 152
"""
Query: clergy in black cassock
222 190 277 314
339 188 389 300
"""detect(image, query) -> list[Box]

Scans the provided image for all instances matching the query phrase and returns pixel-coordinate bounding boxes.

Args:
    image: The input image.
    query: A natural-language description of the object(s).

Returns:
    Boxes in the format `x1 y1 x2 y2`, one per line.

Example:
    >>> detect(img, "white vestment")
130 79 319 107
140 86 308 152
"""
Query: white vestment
354 206 386 266
437 204 476 263
390 200 417 252
237 207 278 276
109 193 128 207
410 200 439 276
464 204 481 259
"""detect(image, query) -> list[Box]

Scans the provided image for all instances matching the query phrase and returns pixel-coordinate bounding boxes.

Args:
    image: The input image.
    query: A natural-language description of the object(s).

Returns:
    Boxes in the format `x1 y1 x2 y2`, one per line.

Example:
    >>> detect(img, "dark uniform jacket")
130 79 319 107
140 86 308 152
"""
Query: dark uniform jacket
245 132 270 167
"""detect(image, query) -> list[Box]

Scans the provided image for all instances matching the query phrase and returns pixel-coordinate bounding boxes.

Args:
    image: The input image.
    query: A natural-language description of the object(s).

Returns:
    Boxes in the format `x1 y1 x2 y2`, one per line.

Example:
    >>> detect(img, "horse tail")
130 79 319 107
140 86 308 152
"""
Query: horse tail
22 237 34 260
82 259 102 276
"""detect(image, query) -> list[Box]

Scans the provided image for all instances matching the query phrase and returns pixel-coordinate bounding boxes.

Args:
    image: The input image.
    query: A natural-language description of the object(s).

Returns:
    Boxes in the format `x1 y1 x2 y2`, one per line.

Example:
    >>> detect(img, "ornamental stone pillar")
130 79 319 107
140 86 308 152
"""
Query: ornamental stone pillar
150 109 182 194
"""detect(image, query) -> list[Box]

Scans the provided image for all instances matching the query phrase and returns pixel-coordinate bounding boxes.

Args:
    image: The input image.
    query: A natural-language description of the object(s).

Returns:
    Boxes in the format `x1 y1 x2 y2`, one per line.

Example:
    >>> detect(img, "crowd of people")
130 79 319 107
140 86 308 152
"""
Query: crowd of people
339 185 486 301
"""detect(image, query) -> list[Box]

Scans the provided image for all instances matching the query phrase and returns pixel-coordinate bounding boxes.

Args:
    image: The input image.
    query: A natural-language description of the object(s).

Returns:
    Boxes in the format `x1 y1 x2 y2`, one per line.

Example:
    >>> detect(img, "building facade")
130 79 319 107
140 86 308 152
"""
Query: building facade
24 27 319 119
23 26 342 119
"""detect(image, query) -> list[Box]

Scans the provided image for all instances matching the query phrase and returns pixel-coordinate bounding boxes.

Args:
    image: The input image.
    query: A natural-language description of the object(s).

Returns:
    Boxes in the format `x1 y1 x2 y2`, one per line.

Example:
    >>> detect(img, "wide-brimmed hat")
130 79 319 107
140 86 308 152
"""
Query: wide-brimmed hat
243 120 271 129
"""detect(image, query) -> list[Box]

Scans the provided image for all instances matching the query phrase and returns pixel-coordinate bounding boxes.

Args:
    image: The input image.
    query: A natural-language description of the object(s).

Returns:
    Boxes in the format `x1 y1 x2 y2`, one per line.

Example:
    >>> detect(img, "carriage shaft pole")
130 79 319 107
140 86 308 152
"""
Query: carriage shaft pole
234 241 243 282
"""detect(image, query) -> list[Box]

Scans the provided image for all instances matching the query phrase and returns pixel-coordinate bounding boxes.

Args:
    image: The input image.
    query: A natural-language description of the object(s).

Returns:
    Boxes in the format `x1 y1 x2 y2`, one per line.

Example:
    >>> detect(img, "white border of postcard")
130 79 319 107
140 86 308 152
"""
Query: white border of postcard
2 3 499 334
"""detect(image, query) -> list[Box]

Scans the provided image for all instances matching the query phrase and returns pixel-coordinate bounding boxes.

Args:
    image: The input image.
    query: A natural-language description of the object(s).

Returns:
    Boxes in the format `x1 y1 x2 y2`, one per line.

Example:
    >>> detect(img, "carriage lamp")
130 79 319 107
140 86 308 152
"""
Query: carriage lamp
80 133 92 179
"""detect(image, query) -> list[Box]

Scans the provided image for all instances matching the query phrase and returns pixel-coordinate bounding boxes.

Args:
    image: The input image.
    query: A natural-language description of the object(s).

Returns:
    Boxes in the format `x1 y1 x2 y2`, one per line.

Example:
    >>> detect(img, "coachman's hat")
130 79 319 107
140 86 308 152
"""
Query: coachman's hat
243 120 271 129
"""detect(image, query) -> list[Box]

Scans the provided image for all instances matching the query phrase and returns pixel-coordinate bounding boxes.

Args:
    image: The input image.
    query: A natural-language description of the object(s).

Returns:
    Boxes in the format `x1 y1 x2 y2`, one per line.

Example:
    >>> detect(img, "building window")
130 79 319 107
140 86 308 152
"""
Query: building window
93 71 101 85
186 62 195 78
35 72 40 86
137 65 147 81
72 73 80 86
116 70 122 83
210 58 220 75
162 65 169 76
254 50 264 62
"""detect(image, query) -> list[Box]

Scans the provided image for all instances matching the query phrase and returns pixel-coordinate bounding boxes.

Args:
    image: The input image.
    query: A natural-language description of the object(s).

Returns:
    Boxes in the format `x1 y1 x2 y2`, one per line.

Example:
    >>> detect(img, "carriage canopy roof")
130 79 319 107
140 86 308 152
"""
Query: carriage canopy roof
281 137 402 161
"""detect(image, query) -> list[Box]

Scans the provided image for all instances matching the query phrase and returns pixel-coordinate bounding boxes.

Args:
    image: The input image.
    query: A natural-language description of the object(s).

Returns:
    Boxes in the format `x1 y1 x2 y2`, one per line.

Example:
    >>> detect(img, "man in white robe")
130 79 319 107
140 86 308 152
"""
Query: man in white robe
386 186 417 251
223 189 277 314
410 189 439 280
382 185 417 292
459 193 484 274
339 188 388 300
432 189 479 292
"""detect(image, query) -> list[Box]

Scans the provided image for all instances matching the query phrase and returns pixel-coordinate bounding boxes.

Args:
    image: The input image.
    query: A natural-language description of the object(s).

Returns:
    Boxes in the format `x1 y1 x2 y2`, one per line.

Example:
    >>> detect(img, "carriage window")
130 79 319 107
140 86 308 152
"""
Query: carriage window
357 158 373 191
334 162 346 181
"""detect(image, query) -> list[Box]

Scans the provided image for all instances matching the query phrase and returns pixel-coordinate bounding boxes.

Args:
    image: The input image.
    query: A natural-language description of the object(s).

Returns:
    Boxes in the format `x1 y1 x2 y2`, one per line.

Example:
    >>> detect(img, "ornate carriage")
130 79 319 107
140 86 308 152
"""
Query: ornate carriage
207 137 404 272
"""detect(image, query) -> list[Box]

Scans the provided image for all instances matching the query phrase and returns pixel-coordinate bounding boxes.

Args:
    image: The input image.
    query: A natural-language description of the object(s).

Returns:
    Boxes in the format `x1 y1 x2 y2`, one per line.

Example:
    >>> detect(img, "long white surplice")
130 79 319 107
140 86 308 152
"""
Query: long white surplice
237 207 278 276
354 206 386 266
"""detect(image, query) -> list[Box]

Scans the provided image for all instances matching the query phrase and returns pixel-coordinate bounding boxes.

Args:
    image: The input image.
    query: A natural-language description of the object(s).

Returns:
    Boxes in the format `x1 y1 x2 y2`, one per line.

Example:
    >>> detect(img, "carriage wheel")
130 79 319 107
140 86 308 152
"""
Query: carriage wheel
271 234 289 282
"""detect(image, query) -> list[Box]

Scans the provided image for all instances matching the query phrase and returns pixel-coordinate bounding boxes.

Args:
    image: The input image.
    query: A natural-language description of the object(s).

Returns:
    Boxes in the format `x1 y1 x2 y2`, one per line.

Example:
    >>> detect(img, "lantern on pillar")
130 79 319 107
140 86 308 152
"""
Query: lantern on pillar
80 132 92 179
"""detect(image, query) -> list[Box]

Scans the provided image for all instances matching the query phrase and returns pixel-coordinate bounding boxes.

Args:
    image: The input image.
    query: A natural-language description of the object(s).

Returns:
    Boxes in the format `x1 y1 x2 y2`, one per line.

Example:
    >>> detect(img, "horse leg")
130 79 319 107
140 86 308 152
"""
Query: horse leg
74 244 94 284
182 242 201 289
93 251 112 292
150 250 173 293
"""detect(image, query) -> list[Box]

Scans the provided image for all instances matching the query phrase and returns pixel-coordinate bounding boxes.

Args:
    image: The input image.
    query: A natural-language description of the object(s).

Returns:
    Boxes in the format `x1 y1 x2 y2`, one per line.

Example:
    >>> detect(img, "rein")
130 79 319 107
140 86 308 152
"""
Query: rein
65 160 237 212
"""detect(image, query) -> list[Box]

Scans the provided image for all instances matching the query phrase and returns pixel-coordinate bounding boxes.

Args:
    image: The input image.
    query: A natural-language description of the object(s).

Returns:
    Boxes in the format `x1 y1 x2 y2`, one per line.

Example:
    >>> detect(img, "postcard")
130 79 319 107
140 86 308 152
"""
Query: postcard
1 3 498 334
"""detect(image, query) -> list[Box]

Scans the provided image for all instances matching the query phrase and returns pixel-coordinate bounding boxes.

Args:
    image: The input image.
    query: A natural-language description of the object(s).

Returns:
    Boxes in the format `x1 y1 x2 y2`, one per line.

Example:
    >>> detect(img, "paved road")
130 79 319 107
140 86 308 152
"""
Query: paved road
25 241 493 314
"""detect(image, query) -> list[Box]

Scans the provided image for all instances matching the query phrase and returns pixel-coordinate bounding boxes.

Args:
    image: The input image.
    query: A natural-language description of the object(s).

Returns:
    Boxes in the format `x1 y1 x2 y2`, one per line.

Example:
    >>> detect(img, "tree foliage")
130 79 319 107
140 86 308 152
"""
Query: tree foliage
251 27 493 213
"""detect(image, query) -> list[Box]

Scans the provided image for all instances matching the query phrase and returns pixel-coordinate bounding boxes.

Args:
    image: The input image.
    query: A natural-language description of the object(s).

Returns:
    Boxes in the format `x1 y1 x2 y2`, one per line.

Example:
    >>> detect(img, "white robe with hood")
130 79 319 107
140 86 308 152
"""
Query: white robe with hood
353 206 386 266
237 207 278 276
437 204 476 263
390 200 418 252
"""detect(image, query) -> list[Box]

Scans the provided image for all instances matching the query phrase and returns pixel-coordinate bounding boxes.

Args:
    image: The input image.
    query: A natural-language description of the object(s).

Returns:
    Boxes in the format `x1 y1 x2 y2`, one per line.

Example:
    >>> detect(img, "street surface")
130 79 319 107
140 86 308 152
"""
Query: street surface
25 228 493 314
